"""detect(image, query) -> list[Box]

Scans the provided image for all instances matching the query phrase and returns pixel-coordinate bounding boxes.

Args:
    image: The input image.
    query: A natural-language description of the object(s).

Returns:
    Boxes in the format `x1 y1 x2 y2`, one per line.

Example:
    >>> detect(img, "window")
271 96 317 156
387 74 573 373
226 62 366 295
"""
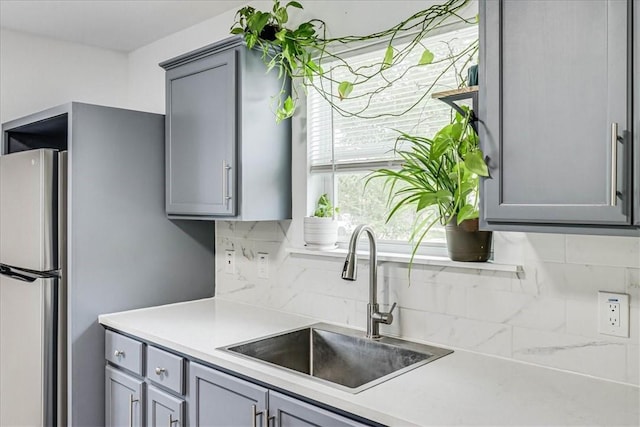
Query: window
307 24 478 252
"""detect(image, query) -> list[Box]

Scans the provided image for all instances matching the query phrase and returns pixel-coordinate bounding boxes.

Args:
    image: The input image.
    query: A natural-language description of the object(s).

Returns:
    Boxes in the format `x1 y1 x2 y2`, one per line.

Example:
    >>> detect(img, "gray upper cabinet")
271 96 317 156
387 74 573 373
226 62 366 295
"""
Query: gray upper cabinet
161 36 292 221
479 0 638 234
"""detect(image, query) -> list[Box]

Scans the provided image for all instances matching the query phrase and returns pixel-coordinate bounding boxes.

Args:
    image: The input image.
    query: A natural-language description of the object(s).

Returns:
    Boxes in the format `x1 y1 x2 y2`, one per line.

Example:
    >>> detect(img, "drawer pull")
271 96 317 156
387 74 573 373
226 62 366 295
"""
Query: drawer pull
114 350 125 358
155 367 167 376
169 414 179 426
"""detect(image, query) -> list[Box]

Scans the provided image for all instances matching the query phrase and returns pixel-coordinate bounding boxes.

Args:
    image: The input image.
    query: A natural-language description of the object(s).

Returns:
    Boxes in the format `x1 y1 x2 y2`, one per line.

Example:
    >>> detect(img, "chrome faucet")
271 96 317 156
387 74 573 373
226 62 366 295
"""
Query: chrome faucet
341 224 397 339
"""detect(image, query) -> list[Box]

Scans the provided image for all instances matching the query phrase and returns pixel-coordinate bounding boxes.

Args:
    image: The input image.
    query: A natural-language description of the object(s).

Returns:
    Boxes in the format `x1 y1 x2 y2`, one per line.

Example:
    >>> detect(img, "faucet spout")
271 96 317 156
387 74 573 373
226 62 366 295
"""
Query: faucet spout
341 224 396 339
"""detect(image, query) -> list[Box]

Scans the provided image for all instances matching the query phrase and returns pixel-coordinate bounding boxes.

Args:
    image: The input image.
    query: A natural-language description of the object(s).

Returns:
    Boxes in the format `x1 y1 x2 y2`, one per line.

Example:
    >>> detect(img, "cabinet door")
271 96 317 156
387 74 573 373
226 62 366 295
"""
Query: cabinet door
147 385 185 427
105 366 144 427
166 49 237 216
480 0 631 227
188 362 268 427
268 391 368 427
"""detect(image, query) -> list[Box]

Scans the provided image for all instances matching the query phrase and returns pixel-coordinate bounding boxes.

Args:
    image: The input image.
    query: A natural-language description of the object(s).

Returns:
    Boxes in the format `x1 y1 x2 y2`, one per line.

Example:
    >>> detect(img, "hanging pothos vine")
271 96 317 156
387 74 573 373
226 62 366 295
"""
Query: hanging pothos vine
230 0 478 122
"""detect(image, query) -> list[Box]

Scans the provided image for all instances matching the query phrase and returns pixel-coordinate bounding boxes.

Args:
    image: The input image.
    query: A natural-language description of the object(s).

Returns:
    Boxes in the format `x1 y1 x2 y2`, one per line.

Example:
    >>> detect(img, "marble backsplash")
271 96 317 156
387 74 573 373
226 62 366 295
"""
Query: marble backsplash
215 221 639 386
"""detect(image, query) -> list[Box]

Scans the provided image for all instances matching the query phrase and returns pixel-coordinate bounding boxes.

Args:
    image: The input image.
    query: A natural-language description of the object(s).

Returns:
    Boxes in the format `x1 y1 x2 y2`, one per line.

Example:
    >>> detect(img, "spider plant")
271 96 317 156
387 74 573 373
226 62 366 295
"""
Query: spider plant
368 107 488 263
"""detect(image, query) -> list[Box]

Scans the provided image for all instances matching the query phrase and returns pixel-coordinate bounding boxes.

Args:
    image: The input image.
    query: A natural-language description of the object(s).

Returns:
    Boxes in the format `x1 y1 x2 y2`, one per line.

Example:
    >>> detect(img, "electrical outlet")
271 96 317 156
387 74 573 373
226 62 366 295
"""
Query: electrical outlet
257 252 269 279
224 250 235 275
608 302 620 327
598 291 629 337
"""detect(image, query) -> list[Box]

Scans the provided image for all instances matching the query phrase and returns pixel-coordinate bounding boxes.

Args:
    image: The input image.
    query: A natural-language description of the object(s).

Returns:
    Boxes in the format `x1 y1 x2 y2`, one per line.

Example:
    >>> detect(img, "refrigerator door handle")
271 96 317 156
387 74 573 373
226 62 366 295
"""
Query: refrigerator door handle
0 264 59 282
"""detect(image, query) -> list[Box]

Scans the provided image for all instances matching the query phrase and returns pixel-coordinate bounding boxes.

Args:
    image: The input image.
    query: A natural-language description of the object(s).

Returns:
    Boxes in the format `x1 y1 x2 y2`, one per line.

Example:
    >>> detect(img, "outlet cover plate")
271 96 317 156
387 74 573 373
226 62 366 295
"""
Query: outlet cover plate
224 250 235 275
257 252 269 279
598 291 629 338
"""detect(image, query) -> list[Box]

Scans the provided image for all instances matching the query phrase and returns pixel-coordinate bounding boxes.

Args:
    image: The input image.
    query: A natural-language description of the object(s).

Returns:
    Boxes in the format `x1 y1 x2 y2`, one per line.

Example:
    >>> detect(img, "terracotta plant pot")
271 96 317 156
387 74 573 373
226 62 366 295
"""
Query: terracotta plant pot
303 217 338 250
445 217 492 262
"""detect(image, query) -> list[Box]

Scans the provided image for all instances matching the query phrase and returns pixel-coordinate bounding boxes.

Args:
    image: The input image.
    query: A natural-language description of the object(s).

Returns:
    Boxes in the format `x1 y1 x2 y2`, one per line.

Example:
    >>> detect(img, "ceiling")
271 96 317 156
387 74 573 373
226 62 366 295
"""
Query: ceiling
0 0 248 52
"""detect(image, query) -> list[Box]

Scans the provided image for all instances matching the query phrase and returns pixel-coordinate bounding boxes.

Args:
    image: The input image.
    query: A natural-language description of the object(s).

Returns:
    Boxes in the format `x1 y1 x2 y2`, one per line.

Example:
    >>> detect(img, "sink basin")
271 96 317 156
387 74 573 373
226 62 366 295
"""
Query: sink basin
221 323 452 393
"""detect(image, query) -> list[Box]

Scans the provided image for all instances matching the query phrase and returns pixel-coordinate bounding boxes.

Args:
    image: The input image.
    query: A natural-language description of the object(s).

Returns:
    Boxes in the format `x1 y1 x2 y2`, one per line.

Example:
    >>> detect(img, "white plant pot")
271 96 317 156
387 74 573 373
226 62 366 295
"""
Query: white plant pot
303 217 338 250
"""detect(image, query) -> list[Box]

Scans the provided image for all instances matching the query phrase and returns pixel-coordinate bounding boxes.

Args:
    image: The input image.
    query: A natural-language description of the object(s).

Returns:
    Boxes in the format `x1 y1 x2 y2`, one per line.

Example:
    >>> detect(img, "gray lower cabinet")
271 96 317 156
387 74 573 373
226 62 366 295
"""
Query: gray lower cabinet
188 362 369 427
147 385 185 427
188 362 268 426
479 0 638 234
160 36 292 221
268 391 365 427
105 366 144 427
106 331 372 427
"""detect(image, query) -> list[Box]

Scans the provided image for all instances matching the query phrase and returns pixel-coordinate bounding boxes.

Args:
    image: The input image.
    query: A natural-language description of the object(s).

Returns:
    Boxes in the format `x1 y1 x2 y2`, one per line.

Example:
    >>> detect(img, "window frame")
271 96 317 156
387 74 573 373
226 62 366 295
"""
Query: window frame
305 22 479 256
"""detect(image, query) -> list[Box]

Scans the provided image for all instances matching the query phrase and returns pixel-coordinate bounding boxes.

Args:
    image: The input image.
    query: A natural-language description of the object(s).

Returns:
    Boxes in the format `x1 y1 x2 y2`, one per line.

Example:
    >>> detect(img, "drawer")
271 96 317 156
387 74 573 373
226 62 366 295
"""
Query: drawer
105 330 144 375
146 345 185 395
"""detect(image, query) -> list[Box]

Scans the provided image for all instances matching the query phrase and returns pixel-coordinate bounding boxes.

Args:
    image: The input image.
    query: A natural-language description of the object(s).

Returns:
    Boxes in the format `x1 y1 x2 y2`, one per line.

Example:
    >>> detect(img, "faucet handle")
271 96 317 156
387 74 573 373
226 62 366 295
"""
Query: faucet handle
374 302 397 325
388 302 397 314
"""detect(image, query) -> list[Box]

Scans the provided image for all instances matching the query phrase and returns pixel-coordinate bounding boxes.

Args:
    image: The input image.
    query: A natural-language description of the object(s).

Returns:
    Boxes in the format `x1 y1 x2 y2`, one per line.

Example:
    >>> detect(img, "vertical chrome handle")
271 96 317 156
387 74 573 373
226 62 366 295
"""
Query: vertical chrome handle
251 404 264 427
610 123 619 206
267 413 275 427
222 160 232 204
168 414 179 427
128 394 139 427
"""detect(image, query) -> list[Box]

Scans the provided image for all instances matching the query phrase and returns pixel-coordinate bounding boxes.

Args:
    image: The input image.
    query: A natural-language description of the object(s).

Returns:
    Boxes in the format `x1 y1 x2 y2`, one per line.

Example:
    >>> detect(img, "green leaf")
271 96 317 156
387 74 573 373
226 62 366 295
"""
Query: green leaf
247 12 270 33
275 29 287 42
429 135 450 161
338 81 353 100
283 96 294 115
457 204 479 224
246 33 258 49
464 151 489 176
417 193 439 211
230 27 245 35
382 45 394 69
287 1 303 9
278 9 289 24
417 190 451 211
418 49 434 65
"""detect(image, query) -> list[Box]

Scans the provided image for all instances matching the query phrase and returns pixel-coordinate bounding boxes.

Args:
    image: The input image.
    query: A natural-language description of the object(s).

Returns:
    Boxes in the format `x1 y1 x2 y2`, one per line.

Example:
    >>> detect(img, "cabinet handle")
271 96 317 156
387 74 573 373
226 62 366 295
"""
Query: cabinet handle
155 367 166 376
251 404 264 427
128 394 139 427
114 350 125 358
611 122 621 206
267 413 275 427
168 414 179 427
222 160 232 204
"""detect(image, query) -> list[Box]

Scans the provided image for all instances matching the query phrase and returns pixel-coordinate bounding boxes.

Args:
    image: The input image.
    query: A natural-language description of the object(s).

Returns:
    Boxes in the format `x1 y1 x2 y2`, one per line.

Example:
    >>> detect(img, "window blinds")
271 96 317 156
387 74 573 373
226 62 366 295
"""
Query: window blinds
308 25 478 173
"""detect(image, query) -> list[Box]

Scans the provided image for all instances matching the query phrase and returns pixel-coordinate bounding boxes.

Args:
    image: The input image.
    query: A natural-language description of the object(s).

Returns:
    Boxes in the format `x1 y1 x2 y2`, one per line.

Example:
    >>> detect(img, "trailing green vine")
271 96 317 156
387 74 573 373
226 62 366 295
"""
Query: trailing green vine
231 0 477 121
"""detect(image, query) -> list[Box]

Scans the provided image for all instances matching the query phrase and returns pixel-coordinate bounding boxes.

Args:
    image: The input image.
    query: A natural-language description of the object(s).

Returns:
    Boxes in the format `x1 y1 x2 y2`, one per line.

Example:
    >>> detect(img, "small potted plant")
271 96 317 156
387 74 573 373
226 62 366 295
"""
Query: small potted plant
370 107 492 263
230 0 322 122
303 194 339 250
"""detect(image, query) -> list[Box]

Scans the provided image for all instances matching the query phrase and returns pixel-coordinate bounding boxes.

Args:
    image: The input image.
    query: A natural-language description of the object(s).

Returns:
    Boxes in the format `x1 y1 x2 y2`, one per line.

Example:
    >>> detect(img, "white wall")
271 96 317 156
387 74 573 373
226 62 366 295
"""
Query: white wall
0 29 128 123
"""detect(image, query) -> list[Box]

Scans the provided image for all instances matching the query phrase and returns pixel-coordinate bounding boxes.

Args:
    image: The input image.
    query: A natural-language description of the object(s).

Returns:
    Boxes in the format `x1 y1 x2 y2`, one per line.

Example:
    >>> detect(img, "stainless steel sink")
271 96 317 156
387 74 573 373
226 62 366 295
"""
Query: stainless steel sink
221 323 452 393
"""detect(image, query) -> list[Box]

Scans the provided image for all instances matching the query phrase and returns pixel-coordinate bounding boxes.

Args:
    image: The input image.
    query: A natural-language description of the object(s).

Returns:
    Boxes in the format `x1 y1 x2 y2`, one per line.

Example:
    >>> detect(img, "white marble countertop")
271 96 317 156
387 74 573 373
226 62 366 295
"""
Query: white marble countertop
99 297 640 426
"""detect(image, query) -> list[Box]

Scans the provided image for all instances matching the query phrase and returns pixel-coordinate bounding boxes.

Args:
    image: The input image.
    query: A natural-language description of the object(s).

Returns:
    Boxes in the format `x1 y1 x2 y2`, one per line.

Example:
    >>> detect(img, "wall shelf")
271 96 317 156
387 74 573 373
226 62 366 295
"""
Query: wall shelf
432 86 479 132
286 246 523 275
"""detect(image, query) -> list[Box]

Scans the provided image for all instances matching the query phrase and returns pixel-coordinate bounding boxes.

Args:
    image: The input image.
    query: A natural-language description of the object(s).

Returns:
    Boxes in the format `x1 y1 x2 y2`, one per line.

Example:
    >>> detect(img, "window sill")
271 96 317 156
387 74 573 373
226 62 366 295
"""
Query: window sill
286 246 523 274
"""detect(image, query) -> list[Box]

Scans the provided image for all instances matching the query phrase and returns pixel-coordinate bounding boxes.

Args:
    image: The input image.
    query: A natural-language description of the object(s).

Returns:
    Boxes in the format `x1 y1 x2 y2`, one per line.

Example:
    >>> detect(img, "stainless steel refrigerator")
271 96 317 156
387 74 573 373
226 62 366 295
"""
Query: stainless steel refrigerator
0 149 67 426
0 102 216 426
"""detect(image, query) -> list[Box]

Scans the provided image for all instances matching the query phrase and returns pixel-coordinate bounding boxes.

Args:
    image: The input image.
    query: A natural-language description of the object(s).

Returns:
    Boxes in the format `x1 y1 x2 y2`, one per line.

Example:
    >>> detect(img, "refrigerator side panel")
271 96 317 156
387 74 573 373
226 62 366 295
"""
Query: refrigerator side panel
67 103 215 427
0 149 57 271
0 275 57 427
57 152 68 426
